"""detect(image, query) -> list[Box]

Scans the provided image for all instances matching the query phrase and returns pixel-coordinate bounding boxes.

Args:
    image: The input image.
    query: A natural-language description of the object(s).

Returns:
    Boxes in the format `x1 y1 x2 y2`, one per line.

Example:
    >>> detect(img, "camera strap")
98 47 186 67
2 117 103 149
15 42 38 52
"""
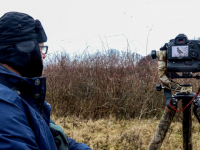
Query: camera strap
49 123 69 150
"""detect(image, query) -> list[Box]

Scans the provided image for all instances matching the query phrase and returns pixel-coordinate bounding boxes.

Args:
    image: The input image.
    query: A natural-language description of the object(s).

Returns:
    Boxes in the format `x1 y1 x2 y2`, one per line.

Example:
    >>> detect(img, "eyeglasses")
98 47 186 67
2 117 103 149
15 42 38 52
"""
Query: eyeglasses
39 46 48 54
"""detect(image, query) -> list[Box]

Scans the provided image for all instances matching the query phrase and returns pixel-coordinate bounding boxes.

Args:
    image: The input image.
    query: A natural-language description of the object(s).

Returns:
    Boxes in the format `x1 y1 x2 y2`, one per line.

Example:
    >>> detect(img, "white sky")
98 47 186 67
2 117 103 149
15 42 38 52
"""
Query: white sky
1 0 200 56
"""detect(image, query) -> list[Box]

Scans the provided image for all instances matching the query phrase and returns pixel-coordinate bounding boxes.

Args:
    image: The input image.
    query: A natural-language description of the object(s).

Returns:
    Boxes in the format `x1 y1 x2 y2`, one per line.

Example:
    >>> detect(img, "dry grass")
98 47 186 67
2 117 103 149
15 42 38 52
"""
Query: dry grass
52 115 200 150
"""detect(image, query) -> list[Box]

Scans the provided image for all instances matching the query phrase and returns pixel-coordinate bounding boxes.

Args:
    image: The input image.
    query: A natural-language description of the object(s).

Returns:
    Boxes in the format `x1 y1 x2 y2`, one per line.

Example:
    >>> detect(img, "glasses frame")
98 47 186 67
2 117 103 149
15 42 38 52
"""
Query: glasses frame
39 46 48 54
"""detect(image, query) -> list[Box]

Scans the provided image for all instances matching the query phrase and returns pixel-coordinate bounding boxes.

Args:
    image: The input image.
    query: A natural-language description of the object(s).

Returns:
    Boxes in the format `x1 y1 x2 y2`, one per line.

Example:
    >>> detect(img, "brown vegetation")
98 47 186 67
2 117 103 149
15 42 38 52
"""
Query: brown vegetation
43 51 165 120
43 50 200 120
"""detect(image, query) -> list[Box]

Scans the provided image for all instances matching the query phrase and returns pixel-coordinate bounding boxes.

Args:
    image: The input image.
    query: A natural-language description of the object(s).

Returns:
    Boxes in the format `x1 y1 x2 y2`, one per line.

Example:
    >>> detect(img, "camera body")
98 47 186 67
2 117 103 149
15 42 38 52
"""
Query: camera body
165 34 200 72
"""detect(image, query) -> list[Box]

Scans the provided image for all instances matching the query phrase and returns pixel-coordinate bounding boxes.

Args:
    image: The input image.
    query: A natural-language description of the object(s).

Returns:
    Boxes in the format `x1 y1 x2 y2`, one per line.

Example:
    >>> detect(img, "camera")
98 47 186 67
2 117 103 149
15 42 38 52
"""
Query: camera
152 34 200 73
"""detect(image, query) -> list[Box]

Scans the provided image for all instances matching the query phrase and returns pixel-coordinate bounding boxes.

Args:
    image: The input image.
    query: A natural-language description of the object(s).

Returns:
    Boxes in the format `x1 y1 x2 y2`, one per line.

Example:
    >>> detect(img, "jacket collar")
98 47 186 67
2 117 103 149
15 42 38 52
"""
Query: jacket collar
0 64 46 112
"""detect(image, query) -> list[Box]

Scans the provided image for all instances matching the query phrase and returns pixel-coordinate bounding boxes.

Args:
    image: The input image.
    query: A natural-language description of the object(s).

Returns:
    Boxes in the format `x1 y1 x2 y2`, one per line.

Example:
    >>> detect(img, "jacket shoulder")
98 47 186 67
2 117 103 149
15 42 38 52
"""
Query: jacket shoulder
0 83 25 108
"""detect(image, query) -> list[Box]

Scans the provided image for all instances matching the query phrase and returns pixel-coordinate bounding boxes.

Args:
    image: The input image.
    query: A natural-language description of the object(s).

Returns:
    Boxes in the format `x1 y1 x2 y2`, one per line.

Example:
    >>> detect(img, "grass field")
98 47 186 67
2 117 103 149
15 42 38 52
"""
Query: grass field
52 115 200 150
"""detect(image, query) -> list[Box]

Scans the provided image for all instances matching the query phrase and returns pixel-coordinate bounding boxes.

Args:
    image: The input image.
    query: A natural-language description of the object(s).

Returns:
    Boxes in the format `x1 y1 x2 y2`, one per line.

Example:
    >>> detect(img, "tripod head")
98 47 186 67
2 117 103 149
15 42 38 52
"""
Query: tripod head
156 83 200 123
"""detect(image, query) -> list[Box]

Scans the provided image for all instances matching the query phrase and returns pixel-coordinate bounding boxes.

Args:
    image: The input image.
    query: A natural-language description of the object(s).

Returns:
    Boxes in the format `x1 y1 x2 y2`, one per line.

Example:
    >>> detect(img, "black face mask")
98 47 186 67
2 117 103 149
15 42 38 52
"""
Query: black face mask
0 41 43 78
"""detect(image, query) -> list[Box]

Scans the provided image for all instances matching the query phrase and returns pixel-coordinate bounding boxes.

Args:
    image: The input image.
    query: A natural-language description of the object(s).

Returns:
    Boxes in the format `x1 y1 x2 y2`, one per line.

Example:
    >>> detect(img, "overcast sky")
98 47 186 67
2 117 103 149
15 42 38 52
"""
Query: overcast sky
1 0 200 56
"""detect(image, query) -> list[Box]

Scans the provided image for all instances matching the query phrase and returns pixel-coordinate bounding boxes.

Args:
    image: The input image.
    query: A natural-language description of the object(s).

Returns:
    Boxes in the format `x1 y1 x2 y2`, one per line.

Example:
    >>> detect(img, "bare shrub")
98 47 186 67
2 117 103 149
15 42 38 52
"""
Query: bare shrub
43 50 165 119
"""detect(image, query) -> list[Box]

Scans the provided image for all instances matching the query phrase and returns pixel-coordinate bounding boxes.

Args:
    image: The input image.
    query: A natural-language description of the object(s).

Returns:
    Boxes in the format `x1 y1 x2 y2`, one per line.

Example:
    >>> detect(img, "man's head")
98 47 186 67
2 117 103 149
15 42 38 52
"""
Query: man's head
0 12 47 78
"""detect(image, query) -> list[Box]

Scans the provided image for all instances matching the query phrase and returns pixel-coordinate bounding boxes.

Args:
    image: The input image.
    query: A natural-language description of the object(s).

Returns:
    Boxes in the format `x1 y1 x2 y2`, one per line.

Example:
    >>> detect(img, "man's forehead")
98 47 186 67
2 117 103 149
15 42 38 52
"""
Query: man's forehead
39 43 44 46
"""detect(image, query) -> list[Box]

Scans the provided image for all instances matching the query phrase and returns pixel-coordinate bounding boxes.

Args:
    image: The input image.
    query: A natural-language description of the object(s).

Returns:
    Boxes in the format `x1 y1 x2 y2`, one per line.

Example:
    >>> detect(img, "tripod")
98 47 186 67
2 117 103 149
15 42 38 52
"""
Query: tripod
148 85 200 150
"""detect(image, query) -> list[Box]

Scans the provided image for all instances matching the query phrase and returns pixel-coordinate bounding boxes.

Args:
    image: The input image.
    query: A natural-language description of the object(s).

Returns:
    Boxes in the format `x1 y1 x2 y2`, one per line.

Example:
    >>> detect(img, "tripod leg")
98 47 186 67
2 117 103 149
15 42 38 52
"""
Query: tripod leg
148 106 176 150
182 99 192 150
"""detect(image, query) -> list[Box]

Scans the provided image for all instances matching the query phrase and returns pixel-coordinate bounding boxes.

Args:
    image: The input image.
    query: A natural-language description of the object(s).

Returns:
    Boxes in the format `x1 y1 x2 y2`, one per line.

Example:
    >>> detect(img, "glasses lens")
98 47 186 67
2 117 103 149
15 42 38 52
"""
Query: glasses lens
39 46 47 54
42 47 46 54
39 46 48 54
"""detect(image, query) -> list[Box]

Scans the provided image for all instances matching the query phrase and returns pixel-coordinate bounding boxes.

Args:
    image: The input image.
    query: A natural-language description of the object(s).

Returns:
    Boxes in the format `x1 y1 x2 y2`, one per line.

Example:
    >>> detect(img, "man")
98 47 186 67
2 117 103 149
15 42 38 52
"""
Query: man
0 12 91 150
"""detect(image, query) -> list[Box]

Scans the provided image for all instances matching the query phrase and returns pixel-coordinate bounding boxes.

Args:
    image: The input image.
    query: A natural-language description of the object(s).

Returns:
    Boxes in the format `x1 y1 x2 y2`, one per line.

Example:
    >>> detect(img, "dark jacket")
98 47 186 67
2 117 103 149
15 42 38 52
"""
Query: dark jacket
0 65 91 150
